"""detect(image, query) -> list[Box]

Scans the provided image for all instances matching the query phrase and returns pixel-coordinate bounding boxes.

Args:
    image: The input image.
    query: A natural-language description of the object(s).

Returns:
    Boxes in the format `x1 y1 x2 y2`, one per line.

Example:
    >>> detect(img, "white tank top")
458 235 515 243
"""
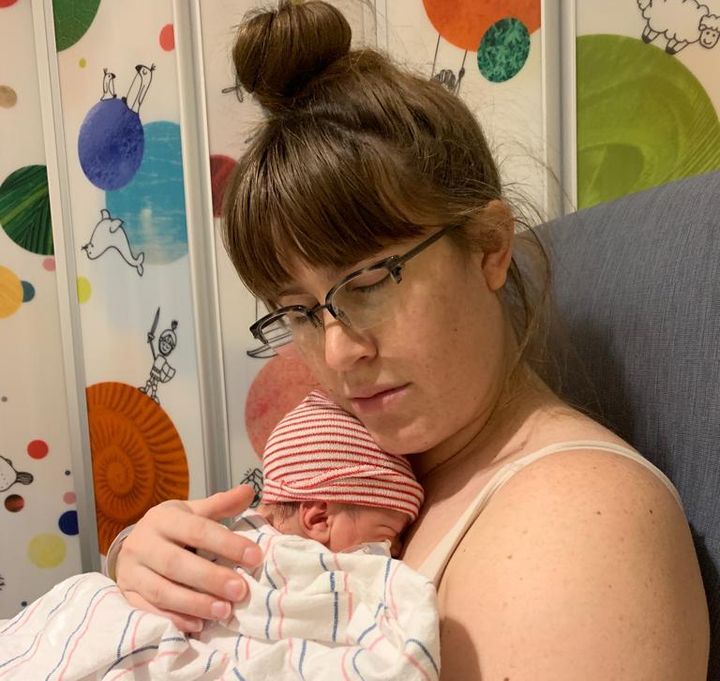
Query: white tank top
416 440 683 586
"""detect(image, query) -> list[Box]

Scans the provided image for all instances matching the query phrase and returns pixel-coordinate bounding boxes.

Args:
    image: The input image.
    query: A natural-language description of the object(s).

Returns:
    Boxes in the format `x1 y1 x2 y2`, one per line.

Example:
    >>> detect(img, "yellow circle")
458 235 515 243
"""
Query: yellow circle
77 276 92 303
28 533 67 568
79 58 87 68
0 266 23 318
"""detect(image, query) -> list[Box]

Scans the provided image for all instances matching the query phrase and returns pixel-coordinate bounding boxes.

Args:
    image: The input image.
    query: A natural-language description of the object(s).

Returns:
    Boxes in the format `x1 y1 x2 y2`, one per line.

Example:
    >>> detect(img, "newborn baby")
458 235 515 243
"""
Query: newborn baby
0 392 439 680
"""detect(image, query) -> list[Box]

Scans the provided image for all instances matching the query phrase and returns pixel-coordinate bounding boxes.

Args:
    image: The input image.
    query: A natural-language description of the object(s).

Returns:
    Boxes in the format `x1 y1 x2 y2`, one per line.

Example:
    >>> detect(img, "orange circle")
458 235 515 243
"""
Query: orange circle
86 382 188 554
159 24 174 51
423 0 540 51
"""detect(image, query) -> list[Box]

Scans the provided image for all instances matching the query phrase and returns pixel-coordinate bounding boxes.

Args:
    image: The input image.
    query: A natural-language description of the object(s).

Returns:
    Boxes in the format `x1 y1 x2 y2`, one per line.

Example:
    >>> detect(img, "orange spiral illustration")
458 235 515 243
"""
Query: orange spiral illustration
86 382 189 554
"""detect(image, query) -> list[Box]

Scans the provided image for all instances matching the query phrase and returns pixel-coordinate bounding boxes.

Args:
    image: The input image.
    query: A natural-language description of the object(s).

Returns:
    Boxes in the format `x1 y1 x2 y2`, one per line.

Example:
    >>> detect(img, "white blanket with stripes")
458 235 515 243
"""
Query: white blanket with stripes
0 513 439 680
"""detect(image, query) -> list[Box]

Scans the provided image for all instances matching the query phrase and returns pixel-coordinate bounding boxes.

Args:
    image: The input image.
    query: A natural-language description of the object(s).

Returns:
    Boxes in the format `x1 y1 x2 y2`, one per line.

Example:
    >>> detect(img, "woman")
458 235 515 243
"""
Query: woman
112 2 709 678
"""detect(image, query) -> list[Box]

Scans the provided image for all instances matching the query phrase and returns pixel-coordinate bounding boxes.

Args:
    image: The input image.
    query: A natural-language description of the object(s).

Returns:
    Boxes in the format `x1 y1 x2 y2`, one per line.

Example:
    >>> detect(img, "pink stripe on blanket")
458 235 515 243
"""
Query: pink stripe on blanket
107 649 182 681
403 651 432 681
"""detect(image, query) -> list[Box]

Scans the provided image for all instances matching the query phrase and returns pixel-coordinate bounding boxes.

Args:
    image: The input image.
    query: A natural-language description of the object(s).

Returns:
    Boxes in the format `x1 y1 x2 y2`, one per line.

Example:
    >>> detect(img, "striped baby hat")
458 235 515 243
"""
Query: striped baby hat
261 391 424 521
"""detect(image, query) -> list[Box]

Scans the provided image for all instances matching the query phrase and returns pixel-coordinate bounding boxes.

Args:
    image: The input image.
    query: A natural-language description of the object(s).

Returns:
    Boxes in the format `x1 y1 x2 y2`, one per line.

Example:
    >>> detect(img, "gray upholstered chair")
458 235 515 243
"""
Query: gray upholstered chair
538 171 720 679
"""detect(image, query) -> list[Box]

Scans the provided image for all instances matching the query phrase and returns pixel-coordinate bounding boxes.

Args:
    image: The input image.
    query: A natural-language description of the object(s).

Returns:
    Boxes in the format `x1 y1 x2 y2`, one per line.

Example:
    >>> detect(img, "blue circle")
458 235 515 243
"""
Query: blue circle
58 510 79 535
78 98 144 190
105 121 188 264
21 281 35 303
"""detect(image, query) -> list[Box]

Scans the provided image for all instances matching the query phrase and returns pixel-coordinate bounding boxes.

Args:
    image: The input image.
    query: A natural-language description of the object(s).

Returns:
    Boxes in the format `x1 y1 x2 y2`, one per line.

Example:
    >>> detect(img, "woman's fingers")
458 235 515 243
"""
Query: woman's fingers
188 485 256 522
119 558 243 622
123 588 204 633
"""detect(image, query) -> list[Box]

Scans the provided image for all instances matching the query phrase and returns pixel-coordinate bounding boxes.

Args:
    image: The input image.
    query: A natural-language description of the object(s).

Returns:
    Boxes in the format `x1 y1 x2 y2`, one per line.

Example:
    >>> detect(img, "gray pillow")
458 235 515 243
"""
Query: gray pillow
537 171 720 680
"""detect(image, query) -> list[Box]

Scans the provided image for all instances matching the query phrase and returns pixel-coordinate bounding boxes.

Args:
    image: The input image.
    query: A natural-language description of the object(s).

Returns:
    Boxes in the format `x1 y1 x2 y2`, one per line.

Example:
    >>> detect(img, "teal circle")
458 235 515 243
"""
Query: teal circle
477 18 530 83
577 34 720 209
105 121 188 264
21 281 35 303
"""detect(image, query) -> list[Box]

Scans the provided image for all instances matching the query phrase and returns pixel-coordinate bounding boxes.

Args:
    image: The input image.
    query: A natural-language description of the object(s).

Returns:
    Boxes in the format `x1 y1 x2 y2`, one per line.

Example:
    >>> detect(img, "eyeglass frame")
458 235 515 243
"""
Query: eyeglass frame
247 221 462 356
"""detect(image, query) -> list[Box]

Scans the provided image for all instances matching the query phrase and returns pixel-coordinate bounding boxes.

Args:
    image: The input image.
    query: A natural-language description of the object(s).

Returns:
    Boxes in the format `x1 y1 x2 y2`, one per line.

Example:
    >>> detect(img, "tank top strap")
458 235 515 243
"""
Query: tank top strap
416 440 682 586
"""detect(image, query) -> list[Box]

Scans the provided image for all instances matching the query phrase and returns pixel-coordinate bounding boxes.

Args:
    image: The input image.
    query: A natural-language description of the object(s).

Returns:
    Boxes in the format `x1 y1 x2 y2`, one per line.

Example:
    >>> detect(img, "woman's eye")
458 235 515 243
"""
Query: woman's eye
346 272 391 295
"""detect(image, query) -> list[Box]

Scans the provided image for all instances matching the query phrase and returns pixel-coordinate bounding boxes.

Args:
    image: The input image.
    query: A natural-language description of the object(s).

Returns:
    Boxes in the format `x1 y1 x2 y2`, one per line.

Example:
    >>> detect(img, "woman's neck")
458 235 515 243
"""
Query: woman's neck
411 367 561 483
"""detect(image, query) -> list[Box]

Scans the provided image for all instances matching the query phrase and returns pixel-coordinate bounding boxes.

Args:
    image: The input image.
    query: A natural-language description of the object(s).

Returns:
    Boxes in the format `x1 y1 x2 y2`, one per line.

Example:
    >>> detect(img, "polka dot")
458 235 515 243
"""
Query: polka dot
0 0 19 7
53 0 101 51
79 57 87 68
65 469 71 476
0 266 23 318
43 257 56 271
1 396 7 402
0 85 17 108
4 494 24 512
159 23 174 51
423 0 540 51
27 439 49 459
58 510 79 535
209 155 238 217
0 165 53 255
27 533 66 568
20 601 27 607
77 276 92 303
477 18 531 83
21 281 35 303
63 491 76 504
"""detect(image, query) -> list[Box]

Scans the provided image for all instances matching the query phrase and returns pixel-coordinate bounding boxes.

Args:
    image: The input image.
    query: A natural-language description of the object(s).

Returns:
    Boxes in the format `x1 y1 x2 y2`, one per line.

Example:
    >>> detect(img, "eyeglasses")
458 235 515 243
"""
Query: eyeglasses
247 222 461 357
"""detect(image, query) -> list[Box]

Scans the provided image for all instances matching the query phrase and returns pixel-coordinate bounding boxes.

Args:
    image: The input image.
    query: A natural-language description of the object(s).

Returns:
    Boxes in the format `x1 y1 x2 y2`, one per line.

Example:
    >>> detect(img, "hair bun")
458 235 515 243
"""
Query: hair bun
233 0 352 113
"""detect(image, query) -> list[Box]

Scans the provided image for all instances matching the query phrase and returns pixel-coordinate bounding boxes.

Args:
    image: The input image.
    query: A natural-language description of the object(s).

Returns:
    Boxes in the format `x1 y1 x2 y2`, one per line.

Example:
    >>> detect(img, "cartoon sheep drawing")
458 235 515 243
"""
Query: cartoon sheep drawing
637 0 720 54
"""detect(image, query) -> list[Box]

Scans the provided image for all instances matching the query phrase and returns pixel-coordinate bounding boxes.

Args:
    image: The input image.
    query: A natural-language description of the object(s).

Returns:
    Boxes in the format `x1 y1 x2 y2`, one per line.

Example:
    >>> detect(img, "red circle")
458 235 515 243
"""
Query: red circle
4 494 24 512
27 439 49 459
209 155 238 217
63 491 77 504
0 0 19 8
159 24 175 51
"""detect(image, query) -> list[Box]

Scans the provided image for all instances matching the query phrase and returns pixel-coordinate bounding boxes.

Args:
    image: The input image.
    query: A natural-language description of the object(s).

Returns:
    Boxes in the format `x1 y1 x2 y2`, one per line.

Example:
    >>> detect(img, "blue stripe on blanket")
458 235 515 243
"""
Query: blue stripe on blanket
232 668 247 680
234 633 243 660
117 610 135 658
264 590 273 639
104 636 187 674
352 649 369 681
298 639 308 680
357 622 377 643
264 562 278 590
44 583 116 681
204 649 218 672
406 638 440 676
0 634 40 669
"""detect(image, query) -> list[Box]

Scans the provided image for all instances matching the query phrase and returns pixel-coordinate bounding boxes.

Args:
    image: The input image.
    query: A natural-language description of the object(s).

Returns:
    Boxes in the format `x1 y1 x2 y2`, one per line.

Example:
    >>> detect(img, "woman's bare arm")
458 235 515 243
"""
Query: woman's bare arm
116 485 264 632
437 450 709 681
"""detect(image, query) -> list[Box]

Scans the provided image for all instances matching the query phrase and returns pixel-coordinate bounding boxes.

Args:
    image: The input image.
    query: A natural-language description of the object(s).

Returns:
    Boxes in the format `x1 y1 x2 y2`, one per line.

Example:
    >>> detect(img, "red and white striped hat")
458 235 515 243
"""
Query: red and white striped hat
261 391 424 521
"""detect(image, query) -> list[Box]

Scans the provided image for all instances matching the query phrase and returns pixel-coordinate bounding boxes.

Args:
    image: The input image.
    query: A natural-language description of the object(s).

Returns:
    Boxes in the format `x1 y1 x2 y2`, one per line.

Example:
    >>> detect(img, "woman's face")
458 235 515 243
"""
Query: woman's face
278 216 514 457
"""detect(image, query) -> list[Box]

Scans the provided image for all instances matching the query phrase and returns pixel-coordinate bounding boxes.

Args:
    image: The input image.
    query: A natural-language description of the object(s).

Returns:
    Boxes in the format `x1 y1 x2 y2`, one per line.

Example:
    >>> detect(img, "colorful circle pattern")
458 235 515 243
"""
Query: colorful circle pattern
477 18 531 83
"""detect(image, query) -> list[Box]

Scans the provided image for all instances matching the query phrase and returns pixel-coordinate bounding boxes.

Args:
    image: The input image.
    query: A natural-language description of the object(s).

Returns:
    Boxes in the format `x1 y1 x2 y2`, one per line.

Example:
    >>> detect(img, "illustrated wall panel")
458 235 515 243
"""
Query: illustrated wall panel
0 0 82 618
197 0 376 493
384 0 557 219
576 0 720 208
49 0 208 555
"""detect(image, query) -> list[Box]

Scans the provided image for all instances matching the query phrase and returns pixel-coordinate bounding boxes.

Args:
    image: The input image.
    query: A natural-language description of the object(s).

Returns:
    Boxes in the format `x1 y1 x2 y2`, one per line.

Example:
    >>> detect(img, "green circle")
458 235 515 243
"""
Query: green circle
53 0 101 52
0 165 53 256
577 34 720 209
477 18 530 83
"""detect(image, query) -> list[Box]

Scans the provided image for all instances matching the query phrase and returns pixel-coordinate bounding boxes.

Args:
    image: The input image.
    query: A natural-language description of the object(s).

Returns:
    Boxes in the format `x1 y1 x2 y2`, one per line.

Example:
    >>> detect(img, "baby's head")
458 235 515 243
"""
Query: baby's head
258 391 424 557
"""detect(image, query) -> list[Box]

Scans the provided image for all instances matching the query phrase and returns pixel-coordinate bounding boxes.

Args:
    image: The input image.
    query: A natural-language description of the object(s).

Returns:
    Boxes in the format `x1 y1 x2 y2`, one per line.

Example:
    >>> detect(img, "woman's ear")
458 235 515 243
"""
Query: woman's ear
477 199 515 291
298 501 331 544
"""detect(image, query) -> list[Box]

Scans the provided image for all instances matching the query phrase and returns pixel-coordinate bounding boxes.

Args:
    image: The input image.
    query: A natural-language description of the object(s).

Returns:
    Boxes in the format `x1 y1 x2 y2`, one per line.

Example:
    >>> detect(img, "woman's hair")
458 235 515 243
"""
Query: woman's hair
221 0 549 369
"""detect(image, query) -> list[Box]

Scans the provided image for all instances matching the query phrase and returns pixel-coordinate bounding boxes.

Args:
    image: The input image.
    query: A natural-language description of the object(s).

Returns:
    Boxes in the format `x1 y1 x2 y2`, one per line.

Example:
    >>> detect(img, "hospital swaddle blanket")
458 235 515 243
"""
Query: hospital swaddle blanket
0 513 439 680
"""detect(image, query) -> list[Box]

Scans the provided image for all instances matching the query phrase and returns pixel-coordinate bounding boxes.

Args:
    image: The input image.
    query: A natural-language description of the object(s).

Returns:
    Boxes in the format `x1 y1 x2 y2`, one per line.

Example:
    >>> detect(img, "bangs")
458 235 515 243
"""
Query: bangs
222 116 449 305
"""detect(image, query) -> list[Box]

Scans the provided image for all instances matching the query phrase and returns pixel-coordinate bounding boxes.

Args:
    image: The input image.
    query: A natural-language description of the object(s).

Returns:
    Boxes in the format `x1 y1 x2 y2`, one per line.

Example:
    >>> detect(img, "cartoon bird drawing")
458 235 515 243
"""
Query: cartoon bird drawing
81 208 145 276
123 64 156 114
0 456 33 493
101 68 117 100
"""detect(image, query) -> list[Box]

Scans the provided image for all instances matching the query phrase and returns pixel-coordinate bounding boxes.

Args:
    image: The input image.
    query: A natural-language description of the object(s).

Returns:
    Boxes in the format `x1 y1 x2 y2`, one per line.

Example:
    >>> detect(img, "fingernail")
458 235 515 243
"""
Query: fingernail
225 580 246 600
242 545 263 567
211 601 231 620
189 619 203 632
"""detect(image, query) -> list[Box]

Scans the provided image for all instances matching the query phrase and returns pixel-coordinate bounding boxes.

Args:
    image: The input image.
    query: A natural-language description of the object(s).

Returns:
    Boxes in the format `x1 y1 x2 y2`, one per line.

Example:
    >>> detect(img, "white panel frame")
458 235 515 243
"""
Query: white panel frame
31 0 100 572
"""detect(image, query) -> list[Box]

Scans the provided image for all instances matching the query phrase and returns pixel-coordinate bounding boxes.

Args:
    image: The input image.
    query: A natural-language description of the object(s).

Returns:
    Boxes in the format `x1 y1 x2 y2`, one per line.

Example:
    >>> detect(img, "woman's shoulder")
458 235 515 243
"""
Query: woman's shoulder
436 427 709 680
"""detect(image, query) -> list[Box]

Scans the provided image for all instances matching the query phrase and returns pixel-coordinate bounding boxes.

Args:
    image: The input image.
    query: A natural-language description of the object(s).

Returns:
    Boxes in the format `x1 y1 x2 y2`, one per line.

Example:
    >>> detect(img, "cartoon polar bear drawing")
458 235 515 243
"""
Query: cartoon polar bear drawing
637 0 720 54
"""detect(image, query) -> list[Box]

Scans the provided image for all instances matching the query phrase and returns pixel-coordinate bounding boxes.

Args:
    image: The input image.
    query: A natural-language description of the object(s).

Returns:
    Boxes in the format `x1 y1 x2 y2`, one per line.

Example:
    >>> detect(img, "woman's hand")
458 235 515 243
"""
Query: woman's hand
115 485 263 632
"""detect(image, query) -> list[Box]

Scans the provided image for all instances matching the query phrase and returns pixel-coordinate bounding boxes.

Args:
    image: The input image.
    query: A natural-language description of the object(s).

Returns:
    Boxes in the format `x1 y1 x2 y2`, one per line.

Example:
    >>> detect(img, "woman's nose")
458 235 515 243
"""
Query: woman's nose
322 312 376 371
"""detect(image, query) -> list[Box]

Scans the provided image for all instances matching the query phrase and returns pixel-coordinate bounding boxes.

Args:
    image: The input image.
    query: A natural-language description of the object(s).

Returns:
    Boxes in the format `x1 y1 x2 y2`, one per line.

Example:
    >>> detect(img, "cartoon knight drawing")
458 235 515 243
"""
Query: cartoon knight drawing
139 308 178 404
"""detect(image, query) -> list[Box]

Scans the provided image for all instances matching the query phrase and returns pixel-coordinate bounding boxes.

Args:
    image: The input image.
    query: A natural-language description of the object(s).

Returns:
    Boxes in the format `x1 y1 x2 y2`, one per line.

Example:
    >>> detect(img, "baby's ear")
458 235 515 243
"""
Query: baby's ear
299 501 331 544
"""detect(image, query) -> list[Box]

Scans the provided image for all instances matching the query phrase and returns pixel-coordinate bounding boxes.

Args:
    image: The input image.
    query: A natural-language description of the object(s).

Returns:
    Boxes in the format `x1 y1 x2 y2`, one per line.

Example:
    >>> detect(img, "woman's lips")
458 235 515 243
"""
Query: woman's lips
349 384 409 414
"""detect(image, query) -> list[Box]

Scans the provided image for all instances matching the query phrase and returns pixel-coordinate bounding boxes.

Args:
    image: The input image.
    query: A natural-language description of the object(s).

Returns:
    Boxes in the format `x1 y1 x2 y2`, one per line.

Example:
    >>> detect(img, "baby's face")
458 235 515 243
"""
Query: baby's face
328 506 410 558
